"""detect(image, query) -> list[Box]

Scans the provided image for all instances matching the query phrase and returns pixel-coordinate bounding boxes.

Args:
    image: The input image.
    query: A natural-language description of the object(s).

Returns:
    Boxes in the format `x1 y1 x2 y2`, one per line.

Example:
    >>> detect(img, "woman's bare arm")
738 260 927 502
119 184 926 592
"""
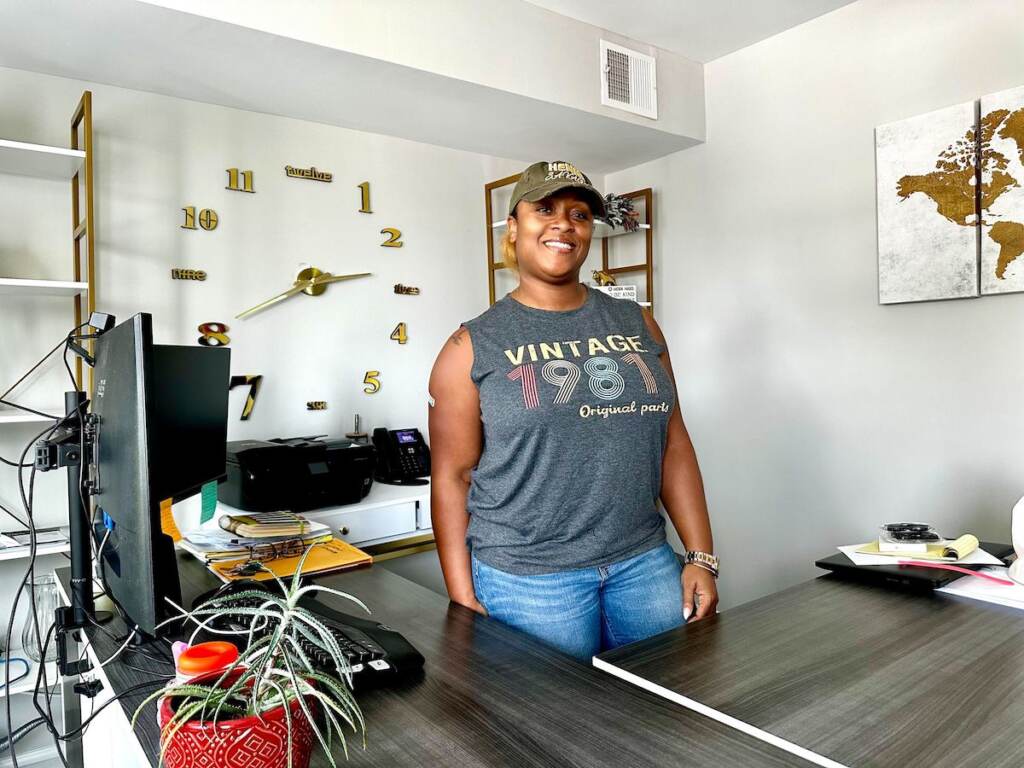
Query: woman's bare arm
428 327 486 613
643 309 719 619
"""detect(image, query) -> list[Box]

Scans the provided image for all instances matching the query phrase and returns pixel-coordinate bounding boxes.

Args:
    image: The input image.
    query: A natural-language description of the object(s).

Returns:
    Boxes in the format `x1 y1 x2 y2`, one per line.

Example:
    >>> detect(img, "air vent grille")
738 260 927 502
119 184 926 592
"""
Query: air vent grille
600 40 657 120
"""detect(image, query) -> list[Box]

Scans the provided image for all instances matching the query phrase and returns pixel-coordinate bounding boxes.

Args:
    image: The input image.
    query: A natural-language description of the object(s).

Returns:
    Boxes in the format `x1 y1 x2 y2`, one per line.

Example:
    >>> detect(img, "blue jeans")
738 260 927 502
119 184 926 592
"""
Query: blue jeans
471 542 684 662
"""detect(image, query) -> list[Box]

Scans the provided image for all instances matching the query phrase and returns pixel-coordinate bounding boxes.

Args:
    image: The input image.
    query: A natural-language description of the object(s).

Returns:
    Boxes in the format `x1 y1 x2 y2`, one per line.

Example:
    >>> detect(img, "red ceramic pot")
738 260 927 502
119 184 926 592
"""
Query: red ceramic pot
157 672 317 768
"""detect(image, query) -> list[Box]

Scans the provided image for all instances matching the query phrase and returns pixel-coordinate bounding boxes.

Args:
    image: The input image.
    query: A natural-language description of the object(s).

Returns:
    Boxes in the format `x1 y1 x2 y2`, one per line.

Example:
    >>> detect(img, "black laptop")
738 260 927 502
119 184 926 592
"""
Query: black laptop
815 541 1015 591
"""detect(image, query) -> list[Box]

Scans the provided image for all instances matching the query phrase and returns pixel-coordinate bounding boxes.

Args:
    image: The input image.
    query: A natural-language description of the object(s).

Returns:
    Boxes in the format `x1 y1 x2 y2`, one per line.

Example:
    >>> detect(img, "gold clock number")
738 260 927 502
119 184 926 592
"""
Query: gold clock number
380 228 403 248
229 374 262 420
197 322 230 347
358 181 372 214
226 168 255 193
182 206 218 231
199 209 219 230
390 323 408 345
363 371 381 394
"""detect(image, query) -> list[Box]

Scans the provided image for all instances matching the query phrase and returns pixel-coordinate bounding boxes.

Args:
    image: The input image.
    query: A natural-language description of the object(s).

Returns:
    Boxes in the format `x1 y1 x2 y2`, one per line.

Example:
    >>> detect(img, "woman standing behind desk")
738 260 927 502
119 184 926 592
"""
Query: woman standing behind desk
429 161 718 661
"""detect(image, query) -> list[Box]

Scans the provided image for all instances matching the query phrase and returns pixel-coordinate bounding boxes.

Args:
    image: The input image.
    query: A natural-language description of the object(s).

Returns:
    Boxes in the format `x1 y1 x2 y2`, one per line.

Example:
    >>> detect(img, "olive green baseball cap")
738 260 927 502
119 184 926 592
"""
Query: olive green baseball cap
508 161 607 221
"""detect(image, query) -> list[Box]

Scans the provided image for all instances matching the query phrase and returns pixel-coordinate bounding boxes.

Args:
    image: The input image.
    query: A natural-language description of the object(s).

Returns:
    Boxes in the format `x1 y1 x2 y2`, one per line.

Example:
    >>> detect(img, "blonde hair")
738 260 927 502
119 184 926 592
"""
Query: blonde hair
500 226 518 270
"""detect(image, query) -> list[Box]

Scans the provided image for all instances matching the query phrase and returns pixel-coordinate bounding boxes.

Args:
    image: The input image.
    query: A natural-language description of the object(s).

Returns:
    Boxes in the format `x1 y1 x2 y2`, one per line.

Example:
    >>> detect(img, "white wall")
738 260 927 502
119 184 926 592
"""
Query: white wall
607 0 1024 608
0 65 524 541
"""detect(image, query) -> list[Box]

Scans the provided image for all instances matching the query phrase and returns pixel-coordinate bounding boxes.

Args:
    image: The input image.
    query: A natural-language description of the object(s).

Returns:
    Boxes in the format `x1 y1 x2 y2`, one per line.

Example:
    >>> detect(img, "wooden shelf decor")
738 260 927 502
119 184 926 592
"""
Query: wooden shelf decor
600 187 654 314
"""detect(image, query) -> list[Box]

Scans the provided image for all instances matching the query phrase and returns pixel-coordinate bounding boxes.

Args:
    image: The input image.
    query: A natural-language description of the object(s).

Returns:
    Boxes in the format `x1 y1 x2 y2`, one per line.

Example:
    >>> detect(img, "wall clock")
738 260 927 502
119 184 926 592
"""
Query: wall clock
179 172 419 422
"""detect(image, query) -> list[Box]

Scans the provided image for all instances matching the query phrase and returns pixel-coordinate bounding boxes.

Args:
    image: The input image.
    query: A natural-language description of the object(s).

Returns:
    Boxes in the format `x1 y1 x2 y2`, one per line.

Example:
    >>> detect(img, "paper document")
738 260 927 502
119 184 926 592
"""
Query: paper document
208 537 371 583
937 566 1024 611
838 544 1004 567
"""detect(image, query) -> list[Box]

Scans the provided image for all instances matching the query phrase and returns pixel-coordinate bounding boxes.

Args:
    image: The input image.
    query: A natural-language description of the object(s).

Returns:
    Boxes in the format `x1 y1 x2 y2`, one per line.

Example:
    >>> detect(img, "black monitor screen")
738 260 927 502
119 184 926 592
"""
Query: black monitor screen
91 313 230 635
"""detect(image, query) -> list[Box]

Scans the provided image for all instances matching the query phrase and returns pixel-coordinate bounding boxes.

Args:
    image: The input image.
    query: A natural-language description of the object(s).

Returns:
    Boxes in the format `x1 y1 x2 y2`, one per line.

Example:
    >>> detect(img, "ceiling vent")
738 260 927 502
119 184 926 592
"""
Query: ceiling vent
600 40 657 120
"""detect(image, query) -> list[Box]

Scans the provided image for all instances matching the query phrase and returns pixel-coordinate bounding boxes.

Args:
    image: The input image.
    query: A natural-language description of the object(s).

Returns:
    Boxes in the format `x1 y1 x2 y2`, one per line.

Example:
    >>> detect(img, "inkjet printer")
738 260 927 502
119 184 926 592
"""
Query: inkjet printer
219 436 375 512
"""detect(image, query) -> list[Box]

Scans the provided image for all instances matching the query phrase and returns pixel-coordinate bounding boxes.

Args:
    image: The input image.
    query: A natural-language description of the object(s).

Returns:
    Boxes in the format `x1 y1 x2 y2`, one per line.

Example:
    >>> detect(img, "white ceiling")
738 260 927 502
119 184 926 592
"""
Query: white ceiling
525 0 857 62
0 0 699 173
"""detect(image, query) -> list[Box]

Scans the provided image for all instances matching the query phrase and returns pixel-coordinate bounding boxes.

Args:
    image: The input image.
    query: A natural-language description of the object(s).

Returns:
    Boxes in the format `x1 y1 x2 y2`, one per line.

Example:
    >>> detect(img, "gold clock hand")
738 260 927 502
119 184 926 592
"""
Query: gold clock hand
236 281 309 319
236 272 373 319
309 272 372 285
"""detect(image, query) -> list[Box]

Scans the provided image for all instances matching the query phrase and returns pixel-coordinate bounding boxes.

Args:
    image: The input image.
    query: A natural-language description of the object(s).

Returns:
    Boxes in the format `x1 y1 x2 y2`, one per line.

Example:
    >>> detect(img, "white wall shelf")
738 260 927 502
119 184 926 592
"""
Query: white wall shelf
0 745 59 768
0 406 62 425
0 658 58 698
0 92 92 768
0 139 85 180
0 541 71 563
490 219 650 240
0 277 89 297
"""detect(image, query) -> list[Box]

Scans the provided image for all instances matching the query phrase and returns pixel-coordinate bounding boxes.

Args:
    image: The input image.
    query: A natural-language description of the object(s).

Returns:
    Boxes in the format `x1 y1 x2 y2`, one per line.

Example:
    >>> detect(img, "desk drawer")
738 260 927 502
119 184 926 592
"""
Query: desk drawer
319 502 417 545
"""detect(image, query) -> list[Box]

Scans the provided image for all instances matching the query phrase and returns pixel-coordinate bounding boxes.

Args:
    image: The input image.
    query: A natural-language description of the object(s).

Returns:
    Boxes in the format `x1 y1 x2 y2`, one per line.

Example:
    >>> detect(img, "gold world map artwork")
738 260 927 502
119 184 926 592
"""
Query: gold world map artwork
897 106 1024 280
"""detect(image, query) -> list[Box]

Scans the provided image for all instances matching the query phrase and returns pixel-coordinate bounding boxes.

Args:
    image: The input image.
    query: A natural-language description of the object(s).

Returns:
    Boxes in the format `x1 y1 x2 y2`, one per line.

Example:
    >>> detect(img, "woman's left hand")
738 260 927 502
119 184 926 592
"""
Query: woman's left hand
682 565 719 621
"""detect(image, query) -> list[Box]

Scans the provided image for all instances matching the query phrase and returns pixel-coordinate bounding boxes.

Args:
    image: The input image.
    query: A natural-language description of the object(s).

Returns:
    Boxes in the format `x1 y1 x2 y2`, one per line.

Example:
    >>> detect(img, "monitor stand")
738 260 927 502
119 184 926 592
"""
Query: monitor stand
36 391 112 675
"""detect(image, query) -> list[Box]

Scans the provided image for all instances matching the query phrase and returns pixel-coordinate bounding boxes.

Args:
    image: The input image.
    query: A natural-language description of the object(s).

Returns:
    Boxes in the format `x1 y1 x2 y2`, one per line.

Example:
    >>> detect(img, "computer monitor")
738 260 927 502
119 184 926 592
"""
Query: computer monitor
90 312 230 636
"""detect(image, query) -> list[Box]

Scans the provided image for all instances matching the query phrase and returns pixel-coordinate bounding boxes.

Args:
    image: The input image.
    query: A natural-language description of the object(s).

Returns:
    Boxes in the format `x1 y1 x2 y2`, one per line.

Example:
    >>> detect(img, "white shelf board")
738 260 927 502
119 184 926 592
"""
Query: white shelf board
0 139 85 180
0 744 59 768
0 541 71 562
0 658 59 698
0 406 63 425
0 277 89 297
490 219 650 239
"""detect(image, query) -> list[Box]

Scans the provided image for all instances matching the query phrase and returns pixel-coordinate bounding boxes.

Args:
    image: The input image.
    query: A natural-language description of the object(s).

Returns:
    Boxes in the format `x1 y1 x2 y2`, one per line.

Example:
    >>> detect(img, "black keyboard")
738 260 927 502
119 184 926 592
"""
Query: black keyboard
191 581 425 688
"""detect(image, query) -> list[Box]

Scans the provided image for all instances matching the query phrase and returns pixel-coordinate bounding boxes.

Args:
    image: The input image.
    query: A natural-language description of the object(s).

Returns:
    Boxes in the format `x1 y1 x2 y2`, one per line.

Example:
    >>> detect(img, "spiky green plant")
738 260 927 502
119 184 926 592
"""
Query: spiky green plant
132 548 367 768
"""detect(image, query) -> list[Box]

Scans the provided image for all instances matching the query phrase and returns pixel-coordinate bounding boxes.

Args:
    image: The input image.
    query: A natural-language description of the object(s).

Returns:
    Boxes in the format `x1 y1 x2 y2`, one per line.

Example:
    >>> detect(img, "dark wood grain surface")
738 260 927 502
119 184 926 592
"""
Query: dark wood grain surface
597 573 1024 768
59 555 812 768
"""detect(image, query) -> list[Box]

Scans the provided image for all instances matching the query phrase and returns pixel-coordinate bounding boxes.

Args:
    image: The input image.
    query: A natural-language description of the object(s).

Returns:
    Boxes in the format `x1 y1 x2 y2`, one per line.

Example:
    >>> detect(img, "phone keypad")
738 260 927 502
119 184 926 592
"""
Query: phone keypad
401 445 425 476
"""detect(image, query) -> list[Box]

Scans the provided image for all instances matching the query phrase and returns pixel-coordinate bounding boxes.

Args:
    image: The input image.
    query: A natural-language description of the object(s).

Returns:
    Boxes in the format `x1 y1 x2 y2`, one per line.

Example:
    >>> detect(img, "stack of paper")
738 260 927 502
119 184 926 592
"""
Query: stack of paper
208 537 372 583
937 566 1024 611
219 511 318 538
181 519 332 564
837 542 1005 567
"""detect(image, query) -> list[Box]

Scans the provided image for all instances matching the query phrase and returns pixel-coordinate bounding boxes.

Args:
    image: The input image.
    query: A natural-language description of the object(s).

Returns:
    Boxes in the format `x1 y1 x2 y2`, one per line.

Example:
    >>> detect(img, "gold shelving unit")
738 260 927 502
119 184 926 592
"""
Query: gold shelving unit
71 90 96 392
484 172 521 306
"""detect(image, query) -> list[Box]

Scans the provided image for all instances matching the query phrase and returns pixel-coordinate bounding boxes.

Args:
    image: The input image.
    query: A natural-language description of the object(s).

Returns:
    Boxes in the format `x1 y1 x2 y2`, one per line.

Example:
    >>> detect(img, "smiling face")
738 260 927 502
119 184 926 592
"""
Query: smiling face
508 189 594 284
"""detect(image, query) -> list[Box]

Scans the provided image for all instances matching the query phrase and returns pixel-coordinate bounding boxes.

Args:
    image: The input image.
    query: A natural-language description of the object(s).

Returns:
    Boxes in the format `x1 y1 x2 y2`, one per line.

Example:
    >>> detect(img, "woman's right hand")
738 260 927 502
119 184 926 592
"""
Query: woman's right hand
454 594 488 616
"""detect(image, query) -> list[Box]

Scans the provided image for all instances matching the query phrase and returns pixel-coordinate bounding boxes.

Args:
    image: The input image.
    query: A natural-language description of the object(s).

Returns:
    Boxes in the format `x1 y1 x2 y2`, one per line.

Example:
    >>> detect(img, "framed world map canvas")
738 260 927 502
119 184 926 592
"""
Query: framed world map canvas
876 101 979 304
979 85 1024 296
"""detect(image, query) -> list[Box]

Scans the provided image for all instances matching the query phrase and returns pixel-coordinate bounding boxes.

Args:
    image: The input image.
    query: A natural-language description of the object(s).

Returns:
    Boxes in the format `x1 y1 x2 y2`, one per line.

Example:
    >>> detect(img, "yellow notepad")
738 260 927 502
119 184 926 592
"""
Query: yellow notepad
856 534 979 562
210 537 372 582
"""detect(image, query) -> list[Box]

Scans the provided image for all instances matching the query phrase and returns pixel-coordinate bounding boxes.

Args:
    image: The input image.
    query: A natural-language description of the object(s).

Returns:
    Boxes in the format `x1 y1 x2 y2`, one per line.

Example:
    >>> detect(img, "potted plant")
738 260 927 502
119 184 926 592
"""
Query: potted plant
133 551 367 768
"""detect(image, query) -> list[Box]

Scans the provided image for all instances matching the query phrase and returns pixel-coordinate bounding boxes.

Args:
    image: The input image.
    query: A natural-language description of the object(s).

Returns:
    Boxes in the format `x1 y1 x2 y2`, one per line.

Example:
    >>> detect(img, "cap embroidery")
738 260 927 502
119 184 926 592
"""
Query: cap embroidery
544 161 587 184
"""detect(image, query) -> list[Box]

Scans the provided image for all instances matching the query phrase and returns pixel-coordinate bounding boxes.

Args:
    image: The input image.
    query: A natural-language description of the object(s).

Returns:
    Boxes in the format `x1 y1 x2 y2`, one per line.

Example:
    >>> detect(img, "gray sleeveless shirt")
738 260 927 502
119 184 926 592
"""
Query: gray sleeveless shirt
461 286 676 575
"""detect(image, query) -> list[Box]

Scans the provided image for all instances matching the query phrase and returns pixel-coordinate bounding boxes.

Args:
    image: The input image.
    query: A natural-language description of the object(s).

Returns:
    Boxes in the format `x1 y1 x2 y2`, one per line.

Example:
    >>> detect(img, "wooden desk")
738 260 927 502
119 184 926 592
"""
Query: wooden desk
595 574 1024 768
58 555 810 768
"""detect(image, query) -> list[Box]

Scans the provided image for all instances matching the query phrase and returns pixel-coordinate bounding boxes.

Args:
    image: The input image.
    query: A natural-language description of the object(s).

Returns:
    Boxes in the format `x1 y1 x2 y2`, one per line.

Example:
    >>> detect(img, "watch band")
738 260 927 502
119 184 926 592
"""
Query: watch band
683 550 719 578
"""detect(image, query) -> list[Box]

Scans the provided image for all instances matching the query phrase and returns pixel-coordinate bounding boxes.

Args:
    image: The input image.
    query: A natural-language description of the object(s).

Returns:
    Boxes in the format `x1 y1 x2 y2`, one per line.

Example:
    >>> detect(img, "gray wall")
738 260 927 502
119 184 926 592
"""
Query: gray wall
606 0 1024 609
